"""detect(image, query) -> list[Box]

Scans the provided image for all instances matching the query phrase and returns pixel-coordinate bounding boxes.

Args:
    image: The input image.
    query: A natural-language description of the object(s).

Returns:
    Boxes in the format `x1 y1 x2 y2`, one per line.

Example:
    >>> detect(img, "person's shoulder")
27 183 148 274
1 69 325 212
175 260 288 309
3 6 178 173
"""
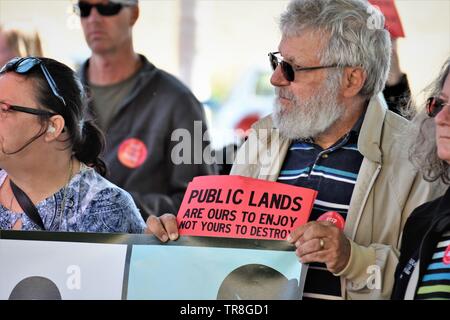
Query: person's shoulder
76 59 90 83
380 109 414 159
140 56 195 96
77 166 133 204
404 190 447 234
384 108 410 131
411 193 444 217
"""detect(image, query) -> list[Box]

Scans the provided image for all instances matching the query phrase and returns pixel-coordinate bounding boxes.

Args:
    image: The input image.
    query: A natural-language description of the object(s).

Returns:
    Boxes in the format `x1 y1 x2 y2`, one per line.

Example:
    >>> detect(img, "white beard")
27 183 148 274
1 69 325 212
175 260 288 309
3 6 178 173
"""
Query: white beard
272 77 345 140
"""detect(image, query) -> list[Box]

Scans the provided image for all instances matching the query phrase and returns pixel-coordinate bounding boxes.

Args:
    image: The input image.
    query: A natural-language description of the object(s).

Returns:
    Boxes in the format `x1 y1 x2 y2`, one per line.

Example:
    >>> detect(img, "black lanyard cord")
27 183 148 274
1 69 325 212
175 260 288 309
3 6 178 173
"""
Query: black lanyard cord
9 179 45 230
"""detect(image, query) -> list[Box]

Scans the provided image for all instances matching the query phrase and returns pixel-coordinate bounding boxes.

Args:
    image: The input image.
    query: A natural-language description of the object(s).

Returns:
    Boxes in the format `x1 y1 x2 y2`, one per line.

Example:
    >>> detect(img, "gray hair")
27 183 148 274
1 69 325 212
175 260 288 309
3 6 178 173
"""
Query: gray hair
279 0 391 99
410 57 450 184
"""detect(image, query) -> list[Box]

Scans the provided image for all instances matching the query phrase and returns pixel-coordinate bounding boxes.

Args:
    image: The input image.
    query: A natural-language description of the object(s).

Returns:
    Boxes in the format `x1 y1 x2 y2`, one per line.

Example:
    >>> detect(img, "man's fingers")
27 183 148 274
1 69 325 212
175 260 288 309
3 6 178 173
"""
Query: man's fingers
160 213 179 240
302 222 336 242
287 221 314 243
146 215 169 242
298 249 329 264
295 238 324 258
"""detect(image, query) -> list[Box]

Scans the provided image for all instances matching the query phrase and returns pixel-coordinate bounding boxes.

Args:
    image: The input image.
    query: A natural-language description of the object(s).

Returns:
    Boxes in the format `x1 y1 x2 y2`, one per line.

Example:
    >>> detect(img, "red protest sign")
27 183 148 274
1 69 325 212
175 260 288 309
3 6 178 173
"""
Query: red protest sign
369 0 405 38
177 175 317 241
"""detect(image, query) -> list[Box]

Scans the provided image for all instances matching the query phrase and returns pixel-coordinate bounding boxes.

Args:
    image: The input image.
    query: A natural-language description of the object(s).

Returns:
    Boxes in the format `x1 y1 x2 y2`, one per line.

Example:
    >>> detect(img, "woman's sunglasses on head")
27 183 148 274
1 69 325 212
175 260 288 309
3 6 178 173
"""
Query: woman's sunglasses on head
0 57 66 107
426 97 450 117
74 1 126 18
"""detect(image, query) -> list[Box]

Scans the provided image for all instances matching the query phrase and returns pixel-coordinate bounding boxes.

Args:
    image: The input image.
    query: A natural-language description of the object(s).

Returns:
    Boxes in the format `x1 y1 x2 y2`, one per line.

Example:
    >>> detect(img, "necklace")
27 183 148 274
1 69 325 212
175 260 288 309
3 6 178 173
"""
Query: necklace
8 192 14 211
58 159 74 231
2 177 16 211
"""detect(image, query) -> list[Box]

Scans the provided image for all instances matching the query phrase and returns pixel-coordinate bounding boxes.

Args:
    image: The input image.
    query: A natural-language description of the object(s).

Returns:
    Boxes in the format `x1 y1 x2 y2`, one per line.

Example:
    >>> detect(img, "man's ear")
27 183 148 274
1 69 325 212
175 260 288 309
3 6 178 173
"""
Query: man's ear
130 5 139 26
44 115 65 142
341 67 366 98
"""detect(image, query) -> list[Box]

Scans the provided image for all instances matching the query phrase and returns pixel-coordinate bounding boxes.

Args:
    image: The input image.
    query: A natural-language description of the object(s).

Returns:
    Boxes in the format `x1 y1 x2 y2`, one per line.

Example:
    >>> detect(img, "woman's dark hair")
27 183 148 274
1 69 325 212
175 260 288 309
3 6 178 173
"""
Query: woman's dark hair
15 57 107 176
409 57 450 184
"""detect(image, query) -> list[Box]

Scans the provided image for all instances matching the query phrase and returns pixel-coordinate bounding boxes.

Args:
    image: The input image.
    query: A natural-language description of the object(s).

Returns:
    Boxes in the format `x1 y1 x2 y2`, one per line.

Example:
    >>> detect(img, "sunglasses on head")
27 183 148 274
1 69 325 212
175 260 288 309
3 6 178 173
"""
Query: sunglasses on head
0 57 66 107
75 1 125 18
426 96 450 117
268 51 339 82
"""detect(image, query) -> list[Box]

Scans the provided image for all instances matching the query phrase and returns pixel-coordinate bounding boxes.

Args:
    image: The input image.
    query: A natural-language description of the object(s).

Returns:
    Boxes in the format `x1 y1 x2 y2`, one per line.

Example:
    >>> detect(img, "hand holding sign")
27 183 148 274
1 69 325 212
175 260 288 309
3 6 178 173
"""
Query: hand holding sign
288 220 351 274
146 175 317 242
146 214 179 242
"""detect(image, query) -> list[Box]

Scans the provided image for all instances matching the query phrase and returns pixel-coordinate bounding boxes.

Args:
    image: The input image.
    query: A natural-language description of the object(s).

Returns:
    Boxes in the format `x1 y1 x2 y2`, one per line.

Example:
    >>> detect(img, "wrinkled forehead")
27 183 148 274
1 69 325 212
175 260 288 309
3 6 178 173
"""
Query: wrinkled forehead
279 30 329 64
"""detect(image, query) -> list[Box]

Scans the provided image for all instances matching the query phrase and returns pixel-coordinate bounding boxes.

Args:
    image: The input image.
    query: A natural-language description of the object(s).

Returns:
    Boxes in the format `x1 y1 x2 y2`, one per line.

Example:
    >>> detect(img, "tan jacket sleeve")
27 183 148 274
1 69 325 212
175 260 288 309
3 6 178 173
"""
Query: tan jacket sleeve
334 241 399 299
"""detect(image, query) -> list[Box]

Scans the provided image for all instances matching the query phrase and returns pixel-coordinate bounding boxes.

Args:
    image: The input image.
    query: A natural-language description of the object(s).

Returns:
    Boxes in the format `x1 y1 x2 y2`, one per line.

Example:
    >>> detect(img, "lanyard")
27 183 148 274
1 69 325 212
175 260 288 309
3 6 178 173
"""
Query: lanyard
10 179 45 230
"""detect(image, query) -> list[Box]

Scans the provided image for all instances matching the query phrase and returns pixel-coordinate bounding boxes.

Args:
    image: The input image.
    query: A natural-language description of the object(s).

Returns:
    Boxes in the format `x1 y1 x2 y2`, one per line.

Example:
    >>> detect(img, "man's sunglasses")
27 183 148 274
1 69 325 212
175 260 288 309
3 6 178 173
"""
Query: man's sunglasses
0 57 66 107
426 96 450 117
268 52 339 82
75 1 125 17
0 101 57 118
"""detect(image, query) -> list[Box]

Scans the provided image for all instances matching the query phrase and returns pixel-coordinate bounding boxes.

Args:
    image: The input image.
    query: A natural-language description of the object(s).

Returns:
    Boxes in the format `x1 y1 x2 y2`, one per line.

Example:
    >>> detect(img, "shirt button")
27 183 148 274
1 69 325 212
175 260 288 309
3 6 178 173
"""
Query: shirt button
322 154 329 159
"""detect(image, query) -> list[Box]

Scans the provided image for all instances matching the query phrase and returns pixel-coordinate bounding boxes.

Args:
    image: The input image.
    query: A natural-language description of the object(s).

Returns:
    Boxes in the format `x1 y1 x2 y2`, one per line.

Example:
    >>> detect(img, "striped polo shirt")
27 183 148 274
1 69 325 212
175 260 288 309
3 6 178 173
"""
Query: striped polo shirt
277 120 364 300
416 231 450 300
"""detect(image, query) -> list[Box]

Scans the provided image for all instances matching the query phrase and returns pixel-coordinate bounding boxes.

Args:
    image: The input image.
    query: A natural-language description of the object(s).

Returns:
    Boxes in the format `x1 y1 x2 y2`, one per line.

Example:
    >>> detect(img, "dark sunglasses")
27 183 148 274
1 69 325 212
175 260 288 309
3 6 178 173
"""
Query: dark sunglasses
0 57 66 107
75 1 125 17
426 96 450 117
268 52 339 82
0 101 57 118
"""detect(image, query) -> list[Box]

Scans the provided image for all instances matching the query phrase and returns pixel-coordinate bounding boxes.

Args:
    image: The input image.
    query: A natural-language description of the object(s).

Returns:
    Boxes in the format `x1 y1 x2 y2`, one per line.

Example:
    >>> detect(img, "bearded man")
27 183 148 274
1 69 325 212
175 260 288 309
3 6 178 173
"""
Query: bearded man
229 0 448 300
146 0 446 300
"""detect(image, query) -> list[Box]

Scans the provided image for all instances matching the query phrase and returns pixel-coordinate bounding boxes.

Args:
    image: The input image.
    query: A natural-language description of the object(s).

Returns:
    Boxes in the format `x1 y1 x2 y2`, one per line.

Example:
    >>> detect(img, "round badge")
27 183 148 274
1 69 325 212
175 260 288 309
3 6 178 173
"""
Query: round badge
117 138 148 169
443 245 450 265
317 211 345 230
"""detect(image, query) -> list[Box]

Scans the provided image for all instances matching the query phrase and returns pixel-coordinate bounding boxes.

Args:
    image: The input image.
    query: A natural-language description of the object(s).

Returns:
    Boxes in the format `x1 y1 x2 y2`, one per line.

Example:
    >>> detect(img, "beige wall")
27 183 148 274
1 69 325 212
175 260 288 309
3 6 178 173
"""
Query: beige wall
0 0 449 103
395 0 450 104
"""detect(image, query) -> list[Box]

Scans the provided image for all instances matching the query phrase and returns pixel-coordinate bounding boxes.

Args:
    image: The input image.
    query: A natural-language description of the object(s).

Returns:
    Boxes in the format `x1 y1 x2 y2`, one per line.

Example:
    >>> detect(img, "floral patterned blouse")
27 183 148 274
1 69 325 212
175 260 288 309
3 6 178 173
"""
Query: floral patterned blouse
0 164 146 233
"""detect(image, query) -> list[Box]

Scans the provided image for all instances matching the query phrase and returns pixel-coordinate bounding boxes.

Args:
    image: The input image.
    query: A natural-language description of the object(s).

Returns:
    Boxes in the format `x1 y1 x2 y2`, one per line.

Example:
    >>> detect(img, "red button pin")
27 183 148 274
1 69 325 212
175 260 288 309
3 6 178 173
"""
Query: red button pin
118 138 148 169
444 245 450 265
317 211 345 230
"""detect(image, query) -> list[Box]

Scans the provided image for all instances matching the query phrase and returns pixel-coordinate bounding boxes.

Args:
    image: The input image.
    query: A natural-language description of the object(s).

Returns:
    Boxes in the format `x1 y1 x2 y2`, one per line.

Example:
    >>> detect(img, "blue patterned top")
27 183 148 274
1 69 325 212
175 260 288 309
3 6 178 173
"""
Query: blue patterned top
0 165 146 233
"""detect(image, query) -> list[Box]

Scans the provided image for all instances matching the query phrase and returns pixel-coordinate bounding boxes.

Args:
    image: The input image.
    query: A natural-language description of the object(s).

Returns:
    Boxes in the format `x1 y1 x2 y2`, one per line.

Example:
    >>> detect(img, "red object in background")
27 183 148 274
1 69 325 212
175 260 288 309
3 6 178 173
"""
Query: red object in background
234 113 260 137
317 211 345 230
368 0 405 38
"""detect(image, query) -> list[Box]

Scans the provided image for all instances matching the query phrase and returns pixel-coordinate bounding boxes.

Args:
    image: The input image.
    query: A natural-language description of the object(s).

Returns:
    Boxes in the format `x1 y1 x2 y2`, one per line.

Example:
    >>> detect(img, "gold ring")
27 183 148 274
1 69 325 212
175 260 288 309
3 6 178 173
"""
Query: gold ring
319 238 325 249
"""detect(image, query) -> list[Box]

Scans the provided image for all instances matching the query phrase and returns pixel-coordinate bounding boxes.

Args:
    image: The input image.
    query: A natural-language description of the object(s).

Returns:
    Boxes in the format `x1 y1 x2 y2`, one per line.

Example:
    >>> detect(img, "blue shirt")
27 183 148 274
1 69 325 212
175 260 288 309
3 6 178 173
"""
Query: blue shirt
0 165 146 233
277 121 363 300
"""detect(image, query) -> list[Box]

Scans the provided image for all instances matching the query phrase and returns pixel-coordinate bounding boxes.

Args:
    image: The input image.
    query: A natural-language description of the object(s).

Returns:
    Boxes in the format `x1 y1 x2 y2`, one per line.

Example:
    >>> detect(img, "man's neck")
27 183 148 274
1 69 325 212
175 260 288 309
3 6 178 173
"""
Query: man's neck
88 48 141 86
314 100 367 149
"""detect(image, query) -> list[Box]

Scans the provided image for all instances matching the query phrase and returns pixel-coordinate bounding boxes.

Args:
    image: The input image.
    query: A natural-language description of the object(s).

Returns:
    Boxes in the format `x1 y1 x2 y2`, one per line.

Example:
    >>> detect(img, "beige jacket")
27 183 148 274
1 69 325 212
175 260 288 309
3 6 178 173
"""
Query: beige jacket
230 94 446 300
